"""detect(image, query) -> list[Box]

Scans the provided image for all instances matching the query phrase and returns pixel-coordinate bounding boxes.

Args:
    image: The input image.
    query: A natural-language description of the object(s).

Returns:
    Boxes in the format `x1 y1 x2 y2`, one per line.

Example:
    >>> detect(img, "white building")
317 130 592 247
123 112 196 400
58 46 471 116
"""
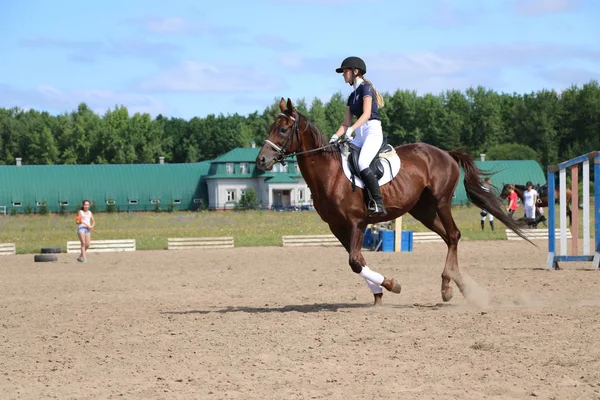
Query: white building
204 147 312 210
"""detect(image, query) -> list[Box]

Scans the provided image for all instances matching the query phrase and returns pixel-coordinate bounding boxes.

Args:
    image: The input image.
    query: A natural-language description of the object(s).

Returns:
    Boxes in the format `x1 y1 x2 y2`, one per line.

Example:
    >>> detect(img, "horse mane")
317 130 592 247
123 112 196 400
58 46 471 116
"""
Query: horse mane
296 111 341 160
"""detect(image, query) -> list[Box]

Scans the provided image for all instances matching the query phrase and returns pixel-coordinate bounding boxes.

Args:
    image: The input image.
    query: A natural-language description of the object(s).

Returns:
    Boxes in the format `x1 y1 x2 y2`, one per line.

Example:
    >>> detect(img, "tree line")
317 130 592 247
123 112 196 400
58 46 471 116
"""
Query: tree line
0 81 598 169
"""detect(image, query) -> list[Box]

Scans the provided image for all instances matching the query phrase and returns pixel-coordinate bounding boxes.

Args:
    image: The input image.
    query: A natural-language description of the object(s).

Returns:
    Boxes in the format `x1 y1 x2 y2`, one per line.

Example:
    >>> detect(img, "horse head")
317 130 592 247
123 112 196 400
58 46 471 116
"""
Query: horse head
256 98 303 171
499 183 510 199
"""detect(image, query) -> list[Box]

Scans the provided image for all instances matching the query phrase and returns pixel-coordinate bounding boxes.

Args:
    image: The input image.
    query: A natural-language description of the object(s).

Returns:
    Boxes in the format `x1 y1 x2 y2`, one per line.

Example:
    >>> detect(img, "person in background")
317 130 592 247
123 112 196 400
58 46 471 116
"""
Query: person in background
506 184 519 218
523 181 538 223
76 199 95 263
479 177 495 231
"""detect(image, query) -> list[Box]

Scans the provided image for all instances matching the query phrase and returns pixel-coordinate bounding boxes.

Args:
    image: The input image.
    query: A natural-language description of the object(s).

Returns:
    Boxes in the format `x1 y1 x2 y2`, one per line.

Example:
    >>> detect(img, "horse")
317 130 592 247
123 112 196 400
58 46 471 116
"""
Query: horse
500 183 572 226
256 98 530 306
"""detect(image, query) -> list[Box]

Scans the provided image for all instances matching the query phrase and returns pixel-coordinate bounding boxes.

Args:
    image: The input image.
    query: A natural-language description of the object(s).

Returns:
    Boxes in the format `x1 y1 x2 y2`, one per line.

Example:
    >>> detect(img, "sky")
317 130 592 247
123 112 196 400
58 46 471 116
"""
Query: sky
0 0 598 120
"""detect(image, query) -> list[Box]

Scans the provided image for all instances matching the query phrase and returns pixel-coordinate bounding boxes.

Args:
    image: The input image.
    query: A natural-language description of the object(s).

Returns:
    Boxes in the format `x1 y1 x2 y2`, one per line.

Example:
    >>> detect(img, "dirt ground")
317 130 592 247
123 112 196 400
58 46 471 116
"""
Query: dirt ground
1 240 600 400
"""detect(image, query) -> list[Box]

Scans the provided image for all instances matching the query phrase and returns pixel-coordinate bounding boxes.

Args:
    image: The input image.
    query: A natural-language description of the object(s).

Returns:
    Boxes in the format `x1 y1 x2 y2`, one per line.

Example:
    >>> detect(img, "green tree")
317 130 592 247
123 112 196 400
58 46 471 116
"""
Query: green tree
324 92 347 138
485 143 539 161
237 188 259 210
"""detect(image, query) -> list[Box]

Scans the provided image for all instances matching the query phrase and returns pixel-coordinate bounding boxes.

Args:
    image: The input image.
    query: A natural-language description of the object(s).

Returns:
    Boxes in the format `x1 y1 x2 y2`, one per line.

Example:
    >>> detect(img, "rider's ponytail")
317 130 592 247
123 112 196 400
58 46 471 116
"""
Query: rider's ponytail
363 78 384 108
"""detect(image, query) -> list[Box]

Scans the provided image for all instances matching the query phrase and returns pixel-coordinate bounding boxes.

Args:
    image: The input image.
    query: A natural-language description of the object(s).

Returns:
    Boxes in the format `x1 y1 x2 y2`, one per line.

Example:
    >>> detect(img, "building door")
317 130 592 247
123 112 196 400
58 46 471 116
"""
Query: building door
273 190 291 206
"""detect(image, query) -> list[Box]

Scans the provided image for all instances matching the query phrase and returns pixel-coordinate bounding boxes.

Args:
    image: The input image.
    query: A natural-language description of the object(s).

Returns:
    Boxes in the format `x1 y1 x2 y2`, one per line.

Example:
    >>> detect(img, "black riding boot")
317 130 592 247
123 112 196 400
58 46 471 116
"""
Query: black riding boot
490 220 495 231
481 220 485 230
360 168 387 217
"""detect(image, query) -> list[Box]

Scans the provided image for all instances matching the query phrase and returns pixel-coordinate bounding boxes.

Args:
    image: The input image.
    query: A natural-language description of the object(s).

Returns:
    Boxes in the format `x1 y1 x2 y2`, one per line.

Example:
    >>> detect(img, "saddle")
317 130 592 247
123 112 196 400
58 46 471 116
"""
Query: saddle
346 139 395 189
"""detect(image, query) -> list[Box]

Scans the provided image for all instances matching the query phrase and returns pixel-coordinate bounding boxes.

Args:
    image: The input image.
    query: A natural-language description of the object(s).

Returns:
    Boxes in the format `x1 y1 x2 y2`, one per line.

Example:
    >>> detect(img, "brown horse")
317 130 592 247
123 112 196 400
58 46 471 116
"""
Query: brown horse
256 98 529 306
500 183 572 226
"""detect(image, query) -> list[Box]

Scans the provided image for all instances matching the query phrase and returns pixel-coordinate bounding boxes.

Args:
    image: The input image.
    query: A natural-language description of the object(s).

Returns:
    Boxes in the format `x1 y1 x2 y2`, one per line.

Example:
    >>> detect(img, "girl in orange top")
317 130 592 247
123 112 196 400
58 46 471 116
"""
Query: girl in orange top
76 200 95 263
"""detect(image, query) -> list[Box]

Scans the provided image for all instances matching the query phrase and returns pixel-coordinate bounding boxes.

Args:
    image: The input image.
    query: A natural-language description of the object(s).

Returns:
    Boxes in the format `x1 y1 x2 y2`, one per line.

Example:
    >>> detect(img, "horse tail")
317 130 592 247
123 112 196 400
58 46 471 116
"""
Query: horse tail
447 149 534 245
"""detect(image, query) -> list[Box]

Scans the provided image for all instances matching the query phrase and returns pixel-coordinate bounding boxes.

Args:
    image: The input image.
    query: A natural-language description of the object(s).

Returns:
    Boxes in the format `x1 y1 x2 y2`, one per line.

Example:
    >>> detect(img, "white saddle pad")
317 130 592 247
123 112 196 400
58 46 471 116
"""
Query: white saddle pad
340 146 401 188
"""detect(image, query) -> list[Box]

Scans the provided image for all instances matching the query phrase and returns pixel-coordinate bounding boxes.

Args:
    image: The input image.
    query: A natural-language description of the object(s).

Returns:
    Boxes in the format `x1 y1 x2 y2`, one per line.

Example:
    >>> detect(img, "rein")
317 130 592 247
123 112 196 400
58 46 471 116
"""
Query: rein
263 113 336 165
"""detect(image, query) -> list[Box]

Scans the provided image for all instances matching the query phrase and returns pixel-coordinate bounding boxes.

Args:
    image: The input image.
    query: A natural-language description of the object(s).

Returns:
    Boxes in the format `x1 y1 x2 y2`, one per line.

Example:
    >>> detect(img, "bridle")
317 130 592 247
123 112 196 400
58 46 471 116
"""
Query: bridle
263 112 336 166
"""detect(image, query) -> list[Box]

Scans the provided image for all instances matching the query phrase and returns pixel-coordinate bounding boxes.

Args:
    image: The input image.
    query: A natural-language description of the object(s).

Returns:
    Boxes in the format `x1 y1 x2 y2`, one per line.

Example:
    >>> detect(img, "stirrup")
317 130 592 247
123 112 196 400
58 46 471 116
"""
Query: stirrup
368 201 387 216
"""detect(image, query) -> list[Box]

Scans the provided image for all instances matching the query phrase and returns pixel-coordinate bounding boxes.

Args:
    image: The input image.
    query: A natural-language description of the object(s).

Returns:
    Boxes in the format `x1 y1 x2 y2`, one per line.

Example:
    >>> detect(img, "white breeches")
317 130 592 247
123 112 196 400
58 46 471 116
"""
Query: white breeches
525 205 536 219
481 212 494 222
350 120 383 171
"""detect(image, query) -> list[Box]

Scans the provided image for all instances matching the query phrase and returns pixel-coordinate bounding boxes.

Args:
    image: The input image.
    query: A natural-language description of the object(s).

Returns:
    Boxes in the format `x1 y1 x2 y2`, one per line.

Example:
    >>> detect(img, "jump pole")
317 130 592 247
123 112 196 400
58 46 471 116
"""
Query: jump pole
547 151 600 269
394 216 402 253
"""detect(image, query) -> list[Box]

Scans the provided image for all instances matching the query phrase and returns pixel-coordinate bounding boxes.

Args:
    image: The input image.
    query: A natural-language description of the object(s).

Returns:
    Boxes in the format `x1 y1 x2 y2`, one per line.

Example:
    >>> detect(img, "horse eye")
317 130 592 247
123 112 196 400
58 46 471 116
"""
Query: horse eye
279 127 287 134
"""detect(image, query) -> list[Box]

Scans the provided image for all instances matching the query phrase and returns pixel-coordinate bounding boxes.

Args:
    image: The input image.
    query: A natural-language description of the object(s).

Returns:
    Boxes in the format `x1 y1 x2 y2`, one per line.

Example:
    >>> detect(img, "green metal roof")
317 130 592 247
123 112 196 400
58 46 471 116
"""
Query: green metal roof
212 147 297 163
0 162 211 213
205 147 300 180
453 160 545 205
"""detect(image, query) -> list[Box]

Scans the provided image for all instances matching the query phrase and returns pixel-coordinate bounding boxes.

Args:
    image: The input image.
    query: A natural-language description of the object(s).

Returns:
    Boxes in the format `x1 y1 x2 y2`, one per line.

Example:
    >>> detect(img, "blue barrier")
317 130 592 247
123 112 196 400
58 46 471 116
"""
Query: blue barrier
378 230 413 252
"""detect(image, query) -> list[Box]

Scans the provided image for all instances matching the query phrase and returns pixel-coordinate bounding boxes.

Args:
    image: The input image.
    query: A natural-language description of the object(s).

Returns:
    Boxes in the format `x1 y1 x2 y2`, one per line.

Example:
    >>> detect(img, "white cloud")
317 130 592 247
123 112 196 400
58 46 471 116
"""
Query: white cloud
0 84 167 116
128 15 245 39
278 53 304 69
516 0 579 16
255 35 298 51
541 68 600 86
139 60 286 93
278 43 600 95
139 17 187 33
269 0 374 2
20 35 181 64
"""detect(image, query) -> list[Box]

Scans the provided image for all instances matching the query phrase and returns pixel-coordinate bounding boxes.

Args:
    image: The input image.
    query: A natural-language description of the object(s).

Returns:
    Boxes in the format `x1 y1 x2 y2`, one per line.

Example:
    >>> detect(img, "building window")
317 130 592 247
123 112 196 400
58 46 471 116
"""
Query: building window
241 190 246 198
273 163 288 173
240 163 249 174
106 199 116 205
172 199 182 204
226 163 234 174
36 201 45 207
12 202 22 207
226 190 236 202
193 198 203 204
129 200 138 204
298 189 304 201
59 201 69 206
150 199 160 204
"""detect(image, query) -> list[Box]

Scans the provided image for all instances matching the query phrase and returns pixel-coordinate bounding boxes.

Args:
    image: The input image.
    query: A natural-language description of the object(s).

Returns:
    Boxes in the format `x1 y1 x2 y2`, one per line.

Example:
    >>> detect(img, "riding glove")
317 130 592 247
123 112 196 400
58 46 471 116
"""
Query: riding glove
344 126 355 141
329 134 339 144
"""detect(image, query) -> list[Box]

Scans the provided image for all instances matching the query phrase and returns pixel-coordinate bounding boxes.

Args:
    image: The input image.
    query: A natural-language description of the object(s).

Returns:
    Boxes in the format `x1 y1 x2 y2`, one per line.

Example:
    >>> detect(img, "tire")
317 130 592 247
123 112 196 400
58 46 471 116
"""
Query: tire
34 254 58 262
41 247 62 254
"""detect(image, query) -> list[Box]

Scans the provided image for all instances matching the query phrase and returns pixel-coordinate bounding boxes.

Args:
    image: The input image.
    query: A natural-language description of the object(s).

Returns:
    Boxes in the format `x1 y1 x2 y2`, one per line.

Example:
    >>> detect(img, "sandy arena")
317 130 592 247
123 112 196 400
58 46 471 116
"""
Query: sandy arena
1 240 600 399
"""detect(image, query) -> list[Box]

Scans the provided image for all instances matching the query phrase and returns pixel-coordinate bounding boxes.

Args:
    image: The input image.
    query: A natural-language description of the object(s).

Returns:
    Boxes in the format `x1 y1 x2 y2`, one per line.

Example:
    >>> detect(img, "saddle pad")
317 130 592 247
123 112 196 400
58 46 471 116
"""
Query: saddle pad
340 148 401 188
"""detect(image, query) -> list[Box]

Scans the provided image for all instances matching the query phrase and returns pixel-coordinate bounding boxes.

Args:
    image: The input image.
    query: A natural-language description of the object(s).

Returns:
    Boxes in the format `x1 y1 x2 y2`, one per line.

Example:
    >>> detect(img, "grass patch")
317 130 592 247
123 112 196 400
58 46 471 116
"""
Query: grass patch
1 203 590 254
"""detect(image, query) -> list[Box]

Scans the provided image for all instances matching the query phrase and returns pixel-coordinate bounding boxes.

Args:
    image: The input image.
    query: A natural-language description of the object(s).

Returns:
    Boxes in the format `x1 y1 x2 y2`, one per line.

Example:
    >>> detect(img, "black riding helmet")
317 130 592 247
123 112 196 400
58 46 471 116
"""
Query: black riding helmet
526 181 533 187
335 56 367 74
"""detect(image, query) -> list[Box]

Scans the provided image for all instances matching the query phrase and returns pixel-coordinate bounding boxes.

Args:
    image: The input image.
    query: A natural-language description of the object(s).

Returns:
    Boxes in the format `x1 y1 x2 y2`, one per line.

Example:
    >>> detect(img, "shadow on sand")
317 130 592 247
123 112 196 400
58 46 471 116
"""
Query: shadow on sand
161 302 457 315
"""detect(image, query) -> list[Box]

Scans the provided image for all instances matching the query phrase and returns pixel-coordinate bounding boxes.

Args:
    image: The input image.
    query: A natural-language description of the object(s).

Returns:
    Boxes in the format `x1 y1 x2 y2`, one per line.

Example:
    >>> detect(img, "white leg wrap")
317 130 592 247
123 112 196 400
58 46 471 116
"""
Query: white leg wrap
360 266 384 286
364 277 383 294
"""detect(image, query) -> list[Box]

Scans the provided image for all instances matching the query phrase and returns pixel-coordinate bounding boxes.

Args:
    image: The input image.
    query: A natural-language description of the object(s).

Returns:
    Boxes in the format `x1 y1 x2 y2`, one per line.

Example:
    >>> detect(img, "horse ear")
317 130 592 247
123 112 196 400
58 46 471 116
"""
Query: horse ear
279 98 286 112
286 98 297 118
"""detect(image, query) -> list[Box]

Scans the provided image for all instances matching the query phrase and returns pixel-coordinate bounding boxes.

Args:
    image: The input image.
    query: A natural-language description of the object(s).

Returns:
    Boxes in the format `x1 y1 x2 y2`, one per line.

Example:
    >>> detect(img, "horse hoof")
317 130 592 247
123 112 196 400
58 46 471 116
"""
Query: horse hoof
389 279 402 294
442 288 454 302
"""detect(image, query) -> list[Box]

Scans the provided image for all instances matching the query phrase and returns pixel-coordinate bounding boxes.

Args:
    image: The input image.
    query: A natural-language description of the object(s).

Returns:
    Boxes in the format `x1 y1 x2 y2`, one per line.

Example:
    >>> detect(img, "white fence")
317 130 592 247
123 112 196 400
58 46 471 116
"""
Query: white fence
67 239 136 253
